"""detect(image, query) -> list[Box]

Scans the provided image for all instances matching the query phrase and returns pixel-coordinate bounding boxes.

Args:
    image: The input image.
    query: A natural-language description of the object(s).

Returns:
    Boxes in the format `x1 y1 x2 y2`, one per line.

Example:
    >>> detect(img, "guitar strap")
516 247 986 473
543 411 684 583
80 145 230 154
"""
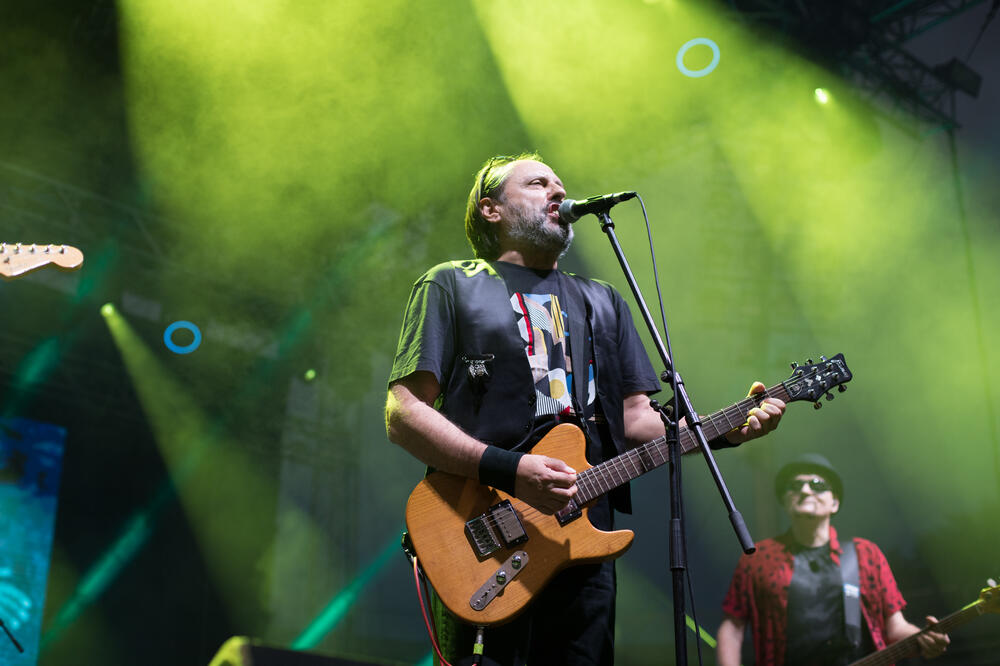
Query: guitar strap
841 539 862 649
558 272 596 448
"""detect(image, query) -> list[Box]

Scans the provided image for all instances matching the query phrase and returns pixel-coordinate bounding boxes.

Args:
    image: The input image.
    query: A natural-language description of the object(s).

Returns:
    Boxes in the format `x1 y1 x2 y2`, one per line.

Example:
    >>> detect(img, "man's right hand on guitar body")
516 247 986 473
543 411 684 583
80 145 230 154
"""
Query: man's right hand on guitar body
514 454 578 514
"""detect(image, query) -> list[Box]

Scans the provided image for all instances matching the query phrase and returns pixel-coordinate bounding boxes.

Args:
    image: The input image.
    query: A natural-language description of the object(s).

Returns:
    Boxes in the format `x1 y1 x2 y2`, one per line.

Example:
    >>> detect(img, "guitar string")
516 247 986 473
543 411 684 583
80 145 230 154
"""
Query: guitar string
461 366 837 535
466 381 810 533
852 600 983 666
466 387 793 533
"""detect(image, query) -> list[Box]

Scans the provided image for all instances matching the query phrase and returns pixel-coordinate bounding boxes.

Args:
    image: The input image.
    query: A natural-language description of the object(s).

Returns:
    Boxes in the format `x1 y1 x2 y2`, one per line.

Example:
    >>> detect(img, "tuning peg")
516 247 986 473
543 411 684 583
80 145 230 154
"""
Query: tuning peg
790 362 799 369
838 385 846 393
806 358 814 365
825 392 834 401
813 402 822 410
820 355 827 362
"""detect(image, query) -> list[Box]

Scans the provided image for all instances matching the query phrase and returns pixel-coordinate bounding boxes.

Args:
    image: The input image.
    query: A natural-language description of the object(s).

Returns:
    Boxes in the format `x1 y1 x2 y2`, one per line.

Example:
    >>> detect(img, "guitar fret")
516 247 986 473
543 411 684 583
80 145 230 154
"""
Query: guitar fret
636 445 657 474
654 438 669 464
624 449 644 477
546 368 849 514
609 460 625 486
848 597 986 666
576 472 594 504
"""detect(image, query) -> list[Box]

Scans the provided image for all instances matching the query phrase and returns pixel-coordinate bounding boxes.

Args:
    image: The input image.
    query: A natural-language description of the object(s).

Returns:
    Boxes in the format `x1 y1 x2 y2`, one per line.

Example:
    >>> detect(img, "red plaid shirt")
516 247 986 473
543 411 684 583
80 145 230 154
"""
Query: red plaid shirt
721 526 906 666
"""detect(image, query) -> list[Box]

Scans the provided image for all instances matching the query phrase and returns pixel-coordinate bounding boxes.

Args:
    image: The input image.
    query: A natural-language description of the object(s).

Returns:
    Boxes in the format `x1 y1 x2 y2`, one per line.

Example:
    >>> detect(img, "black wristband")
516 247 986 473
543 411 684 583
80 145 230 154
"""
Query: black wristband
478 446 525 496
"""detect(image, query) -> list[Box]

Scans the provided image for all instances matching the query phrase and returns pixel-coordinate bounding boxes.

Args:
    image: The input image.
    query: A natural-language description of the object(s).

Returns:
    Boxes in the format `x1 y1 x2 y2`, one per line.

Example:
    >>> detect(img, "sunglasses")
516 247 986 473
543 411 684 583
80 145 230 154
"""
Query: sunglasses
785 477 832 494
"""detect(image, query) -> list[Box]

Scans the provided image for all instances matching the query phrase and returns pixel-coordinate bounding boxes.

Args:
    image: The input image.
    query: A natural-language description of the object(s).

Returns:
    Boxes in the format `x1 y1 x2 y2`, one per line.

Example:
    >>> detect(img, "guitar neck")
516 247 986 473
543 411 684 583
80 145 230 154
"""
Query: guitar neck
573 382 792 505
849 600 985 666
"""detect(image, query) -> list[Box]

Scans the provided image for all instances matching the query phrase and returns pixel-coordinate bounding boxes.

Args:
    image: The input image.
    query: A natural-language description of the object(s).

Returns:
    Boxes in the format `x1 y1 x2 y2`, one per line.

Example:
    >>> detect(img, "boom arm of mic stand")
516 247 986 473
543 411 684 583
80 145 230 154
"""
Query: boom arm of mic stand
594 210 754 552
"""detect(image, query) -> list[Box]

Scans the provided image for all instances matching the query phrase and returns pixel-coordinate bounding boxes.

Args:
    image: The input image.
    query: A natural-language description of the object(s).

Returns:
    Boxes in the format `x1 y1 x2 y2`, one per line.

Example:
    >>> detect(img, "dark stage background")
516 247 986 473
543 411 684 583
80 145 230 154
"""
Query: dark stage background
1 1 998 664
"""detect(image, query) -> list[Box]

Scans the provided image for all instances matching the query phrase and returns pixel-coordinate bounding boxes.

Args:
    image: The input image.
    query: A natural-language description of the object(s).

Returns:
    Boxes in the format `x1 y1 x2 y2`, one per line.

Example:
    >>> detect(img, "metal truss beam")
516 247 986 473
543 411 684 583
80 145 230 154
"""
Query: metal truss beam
730 0 988 129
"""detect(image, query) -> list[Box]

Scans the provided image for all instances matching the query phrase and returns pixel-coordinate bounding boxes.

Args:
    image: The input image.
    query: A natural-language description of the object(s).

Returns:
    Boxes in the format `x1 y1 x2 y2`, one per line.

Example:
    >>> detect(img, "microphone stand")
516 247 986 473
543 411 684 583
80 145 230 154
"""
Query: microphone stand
594 209 755 666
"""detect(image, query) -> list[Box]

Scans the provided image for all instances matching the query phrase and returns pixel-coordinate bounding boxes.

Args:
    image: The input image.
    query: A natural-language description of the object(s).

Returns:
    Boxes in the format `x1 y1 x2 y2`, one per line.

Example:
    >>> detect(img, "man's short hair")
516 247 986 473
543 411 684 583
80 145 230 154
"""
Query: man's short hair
464 152 543 259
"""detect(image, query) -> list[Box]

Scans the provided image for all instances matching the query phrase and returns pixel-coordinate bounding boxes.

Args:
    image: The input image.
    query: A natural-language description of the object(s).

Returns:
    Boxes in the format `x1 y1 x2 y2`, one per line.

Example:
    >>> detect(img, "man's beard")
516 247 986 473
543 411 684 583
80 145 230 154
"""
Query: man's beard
503 201 574 258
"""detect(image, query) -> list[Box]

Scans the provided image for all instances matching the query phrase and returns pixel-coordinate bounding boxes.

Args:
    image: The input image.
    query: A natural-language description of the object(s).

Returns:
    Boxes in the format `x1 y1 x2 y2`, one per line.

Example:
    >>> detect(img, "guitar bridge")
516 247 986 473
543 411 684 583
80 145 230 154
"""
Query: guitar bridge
465 500 527 558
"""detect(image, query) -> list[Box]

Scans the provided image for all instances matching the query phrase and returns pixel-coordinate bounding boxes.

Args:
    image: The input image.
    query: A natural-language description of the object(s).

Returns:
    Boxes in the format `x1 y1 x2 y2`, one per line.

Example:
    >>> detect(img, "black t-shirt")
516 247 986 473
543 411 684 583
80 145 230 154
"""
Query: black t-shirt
389 260 661 466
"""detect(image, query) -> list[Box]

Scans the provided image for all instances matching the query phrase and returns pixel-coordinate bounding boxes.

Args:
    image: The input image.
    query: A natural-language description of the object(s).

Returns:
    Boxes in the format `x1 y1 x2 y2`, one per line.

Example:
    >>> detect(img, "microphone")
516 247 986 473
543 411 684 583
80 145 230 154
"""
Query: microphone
558 191 637 223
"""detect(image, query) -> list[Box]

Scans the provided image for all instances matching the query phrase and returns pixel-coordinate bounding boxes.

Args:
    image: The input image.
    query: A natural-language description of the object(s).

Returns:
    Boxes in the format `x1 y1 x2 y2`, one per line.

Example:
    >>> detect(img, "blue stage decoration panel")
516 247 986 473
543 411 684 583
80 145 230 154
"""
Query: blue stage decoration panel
0 418 66 666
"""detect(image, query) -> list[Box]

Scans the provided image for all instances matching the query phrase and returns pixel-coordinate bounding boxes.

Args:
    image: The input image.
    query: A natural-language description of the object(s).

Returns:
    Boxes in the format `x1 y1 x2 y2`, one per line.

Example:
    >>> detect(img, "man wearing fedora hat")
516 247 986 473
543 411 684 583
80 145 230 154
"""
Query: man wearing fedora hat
715 453 950 666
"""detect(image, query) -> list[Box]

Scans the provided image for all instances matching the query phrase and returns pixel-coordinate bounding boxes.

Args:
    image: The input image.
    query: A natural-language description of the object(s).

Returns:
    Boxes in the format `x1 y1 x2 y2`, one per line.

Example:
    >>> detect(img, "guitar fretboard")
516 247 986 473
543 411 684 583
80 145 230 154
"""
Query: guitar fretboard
573 382 792 505
848 599 986 666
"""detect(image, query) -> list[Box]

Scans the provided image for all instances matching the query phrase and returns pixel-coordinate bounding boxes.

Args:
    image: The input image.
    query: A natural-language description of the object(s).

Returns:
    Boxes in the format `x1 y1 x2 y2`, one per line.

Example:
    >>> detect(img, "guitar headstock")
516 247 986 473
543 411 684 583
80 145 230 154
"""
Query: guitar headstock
979 580 1000 614
782 353 853 408
1 243 84 280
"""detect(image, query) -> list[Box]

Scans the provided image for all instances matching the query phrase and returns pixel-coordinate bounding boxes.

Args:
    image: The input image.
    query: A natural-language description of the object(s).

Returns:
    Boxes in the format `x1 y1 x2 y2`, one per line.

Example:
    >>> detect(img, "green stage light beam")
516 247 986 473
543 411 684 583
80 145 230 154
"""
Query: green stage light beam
2 242 119 419
41 488 168 649
49 258 382 647
1 336 62 419
290 534 401 650
686 614 717 649
93 307 325 630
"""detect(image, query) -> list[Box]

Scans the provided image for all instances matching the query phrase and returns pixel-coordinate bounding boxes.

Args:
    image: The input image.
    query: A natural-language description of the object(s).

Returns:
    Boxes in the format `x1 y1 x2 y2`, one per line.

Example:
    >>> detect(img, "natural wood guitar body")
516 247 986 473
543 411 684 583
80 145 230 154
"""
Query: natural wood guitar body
404 355 853 626
405 424 634 626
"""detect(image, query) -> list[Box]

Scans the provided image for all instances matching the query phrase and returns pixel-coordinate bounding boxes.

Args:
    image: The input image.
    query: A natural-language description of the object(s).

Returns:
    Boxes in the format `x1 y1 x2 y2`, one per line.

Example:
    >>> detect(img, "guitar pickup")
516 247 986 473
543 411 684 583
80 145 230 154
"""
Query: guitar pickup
465 500 528 558
555 498 581 526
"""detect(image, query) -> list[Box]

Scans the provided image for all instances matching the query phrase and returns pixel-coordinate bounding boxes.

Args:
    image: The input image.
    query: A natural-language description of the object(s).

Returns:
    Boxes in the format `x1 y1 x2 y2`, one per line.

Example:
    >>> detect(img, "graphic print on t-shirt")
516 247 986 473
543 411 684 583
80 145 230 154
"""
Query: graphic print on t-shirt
510 292 595 418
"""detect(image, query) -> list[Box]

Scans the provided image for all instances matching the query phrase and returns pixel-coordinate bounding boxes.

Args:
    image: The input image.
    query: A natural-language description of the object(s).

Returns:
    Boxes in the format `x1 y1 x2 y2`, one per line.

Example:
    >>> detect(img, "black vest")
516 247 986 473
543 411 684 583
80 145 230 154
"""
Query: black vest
426 259 632 464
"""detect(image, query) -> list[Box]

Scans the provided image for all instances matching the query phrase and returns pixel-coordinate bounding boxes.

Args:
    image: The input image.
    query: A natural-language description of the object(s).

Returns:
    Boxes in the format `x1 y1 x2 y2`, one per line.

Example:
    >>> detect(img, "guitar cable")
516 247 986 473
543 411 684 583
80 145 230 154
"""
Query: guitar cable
411 555 456 666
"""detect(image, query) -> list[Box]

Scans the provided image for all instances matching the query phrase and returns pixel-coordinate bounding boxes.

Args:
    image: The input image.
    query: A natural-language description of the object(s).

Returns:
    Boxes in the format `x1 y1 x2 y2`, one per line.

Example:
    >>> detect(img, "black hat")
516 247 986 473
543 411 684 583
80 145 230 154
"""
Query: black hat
774 453 843 501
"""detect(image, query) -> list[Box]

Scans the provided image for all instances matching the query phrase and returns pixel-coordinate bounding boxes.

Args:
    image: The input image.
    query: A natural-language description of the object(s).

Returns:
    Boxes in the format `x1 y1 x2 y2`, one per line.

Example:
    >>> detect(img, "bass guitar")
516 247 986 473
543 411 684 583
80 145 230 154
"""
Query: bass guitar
847 582 999 665
1 243 84 280
405 355 853 626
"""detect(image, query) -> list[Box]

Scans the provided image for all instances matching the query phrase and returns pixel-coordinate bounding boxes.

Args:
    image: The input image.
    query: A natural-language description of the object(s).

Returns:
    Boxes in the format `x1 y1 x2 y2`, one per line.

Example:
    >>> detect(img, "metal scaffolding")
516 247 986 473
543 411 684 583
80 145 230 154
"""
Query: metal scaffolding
731 0 989 129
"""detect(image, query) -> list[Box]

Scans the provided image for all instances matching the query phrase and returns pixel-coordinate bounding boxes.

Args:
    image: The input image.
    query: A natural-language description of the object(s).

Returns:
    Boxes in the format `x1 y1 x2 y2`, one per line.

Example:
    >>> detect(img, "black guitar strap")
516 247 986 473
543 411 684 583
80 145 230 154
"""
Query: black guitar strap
558 272 596 448
841 539 862 649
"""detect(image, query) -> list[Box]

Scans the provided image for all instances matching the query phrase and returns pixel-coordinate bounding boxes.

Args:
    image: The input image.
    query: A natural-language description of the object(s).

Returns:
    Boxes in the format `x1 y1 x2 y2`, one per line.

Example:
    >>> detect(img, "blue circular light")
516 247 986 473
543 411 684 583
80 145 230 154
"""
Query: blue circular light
676 38 720 78
163 321 202 354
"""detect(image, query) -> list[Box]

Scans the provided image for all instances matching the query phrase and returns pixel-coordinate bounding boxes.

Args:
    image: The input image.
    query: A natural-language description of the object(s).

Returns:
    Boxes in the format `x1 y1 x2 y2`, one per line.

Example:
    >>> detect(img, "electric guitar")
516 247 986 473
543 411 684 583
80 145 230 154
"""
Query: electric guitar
848 582 1000 665
1 243 84 280
405 354 853 626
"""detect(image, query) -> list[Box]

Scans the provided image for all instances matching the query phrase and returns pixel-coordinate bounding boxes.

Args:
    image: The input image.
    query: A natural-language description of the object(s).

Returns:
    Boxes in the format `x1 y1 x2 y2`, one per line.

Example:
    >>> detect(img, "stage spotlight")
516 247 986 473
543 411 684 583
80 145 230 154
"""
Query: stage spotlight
814 88 830 105
100 303 116 317
303 369 317 382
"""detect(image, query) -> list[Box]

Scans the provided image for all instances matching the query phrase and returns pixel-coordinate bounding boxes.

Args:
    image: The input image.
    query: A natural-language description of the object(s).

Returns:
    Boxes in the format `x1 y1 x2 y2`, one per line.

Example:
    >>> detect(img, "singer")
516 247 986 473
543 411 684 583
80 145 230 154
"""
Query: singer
385 153 786 665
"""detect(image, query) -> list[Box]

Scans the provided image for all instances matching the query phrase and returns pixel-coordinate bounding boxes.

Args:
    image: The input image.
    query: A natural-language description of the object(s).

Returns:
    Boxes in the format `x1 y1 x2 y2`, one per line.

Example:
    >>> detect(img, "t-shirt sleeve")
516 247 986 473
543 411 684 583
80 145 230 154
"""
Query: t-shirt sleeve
387 275 456 388
721 555 752 620
866 540 907 618
611 288 662 395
